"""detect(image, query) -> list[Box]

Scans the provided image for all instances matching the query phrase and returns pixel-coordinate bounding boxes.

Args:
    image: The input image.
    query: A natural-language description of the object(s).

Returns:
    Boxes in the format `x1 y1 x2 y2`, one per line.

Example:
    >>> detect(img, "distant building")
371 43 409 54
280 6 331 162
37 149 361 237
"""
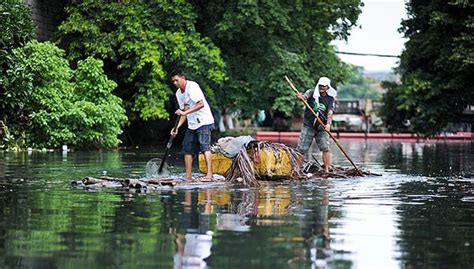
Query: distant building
333 99 472 133
333 99 383 132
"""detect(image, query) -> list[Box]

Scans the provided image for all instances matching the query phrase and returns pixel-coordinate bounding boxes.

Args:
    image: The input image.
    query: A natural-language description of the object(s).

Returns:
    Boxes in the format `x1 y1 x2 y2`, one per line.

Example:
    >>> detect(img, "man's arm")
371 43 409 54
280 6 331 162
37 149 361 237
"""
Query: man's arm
171 101 190 137
171 115 187 137
325 109 333 131
296 89 313 101
175 100 204 116
324 98 335 131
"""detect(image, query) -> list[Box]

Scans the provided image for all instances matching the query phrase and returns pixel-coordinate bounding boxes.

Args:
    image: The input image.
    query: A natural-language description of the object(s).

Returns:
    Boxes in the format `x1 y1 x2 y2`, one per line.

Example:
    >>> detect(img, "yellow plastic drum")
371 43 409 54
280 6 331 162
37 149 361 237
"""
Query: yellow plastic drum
198 152 233 175
254 148 292 177
199 148 293 178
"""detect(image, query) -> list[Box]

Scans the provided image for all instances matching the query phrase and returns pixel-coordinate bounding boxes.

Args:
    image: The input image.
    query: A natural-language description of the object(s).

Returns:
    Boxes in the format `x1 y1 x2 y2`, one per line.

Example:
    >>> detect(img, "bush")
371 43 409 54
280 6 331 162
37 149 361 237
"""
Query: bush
0 0 35 58
2 41 127 149
70 57 127 148
0 0 35 135
2 41 74 148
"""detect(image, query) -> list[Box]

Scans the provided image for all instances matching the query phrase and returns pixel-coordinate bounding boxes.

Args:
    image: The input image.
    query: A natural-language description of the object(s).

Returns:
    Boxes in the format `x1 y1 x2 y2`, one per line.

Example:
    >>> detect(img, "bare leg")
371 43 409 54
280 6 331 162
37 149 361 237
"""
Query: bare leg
184 191 192 211
184 154 193 180
204 190 211 214
203 150 213 179
322 150 330 173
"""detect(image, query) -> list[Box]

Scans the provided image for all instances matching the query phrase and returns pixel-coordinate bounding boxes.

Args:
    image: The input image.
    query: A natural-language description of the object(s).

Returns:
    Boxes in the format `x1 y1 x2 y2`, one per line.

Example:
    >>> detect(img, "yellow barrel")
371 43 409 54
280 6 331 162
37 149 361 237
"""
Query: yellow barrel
254 148 292 177
198 152 233 175
199 148 293 178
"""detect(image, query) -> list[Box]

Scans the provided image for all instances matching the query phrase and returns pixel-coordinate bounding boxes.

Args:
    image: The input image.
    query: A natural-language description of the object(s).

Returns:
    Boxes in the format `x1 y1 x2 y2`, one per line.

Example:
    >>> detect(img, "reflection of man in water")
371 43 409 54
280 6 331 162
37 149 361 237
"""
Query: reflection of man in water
300 186 331 268
173 190 213 269
216 190 257 230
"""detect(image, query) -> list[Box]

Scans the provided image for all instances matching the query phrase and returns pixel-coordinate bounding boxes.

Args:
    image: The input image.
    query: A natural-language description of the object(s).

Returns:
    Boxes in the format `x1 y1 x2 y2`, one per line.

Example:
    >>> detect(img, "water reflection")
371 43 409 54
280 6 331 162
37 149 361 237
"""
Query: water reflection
164 183 336 268
379 141 472 177
396 178 474 268
0 141 472 268
172 191 213 268
299 182 332 269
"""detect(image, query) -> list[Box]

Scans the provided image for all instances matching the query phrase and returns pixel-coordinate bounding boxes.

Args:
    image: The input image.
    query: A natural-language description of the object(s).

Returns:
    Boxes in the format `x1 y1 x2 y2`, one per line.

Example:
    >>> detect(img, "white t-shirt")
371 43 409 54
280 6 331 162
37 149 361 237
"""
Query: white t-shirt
183 233 212 260
173 233 212 268
175 80 214 130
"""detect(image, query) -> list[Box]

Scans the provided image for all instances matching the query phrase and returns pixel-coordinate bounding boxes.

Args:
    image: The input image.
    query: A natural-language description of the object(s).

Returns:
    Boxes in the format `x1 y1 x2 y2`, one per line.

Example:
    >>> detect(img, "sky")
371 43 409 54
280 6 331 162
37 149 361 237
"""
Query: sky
332 0 408 72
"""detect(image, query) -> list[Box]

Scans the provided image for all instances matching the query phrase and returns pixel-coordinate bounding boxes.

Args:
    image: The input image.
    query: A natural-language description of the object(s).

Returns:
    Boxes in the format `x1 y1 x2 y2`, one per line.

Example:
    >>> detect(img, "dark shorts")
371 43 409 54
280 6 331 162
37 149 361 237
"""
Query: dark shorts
183 124 213 155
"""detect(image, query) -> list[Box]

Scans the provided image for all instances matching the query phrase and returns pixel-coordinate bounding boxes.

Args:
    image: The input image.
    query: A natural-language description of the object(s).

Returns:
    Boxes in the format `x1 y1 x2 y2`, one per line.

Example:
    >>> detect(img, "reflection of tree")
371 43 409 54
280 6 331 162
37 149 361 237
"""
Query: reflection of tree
0 157 181 268
396 180 474 268
0 150 185 268
380 142 470 177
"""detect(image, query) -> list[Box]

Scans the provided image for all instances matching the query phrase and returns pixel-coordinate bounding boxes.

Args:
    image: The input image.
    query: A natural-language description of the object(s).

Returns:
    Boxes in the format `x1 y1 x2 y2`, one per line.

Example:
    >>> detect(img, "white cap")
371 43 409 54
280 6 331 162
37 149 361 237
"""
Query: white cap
317 77 331 86
313 77 337 98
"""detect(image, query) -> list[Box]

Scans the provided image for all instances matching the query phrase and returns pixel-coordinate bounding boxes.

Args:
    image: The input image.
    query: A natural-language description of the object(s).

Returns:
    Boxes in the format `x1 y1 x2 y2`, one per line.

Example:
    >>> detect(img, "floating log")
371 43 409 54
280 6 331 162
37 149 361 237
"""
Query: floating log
71 176 124 189
71 175 226 191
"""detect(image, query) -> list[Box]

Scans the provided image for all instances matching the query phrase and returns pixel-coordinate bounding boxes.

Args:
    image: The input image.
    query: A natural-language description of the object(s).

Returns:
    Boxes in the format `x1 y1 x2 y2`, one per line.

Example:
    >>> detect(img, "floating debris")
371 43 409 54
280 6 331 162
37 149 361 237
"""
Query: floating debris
224 141 304 187
301 161 381 179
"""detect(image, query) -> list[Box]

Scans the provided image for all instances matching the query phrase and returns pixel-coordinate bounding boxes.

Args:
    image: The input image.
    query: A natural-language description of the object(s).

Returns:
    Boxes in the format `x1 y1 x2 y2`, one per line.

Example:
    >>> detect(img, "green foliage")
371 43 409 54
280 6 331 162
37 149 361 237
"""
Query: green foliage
191 0 361 118
0 0 35 62
1 41 127 149
337 66 383 100
379 81 410 132
4 41 74 148
71 57 128 148
381 0 474 135
0 0 35 119
57 0 226 120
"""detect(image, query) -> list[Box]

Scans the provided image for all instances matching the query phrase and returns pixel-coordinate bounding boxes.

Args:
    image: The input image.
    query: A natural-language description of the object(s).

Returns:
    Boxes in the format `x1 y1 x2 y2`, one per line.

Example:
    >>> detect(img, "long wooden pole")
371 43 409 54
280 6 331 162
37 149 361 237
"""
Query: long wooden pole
284 75 363 175
158 116 181 174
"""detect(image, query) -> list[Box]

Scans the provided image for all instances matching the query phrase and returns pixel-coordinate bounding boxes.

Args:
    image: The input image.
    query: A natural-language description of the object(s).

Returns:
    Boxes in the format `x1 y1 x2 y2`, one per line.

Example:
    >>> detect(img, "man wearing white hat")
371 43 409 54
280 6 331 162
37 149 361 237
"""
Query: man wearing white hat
295 76 336 173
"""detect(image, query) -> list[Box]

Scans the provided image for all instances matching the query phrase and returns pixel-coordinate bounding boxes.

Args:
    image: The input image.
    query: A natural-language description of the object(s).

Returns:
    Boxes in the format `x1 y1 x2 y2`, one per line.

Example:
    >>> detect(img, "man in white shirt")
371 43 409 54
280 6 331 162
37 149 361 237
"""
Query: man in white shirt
170 70 214 181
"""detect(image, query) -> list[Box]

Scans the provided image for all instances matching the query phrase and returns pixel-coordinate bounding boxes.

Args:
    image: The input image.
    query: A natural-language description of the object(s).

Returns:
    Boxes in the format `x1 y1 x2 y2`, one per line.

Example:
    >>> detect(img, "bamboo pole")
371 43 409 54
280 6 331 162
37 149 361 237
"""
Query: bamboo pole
284 75 363 176
158 116 181 174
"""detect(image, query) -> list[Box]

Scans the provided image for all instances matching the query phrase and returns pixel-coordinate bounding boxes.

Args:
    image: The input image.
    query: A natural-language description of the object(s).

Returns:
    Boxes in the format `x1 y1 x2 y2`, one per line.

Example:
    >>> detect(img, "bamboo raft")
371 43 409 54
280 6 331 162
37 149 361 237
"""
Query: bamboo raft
71 176 227 191
70 163 380 191
71 140 380 191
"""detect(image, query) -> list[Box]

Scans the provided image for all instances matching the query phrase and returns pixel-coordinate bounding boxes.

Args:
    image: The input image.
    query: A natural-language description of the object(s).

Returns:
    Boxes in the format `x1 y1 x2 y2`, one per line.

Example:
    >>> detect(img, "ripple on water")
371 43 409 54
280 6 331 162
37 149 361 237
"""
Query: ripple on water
0 142 472 268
